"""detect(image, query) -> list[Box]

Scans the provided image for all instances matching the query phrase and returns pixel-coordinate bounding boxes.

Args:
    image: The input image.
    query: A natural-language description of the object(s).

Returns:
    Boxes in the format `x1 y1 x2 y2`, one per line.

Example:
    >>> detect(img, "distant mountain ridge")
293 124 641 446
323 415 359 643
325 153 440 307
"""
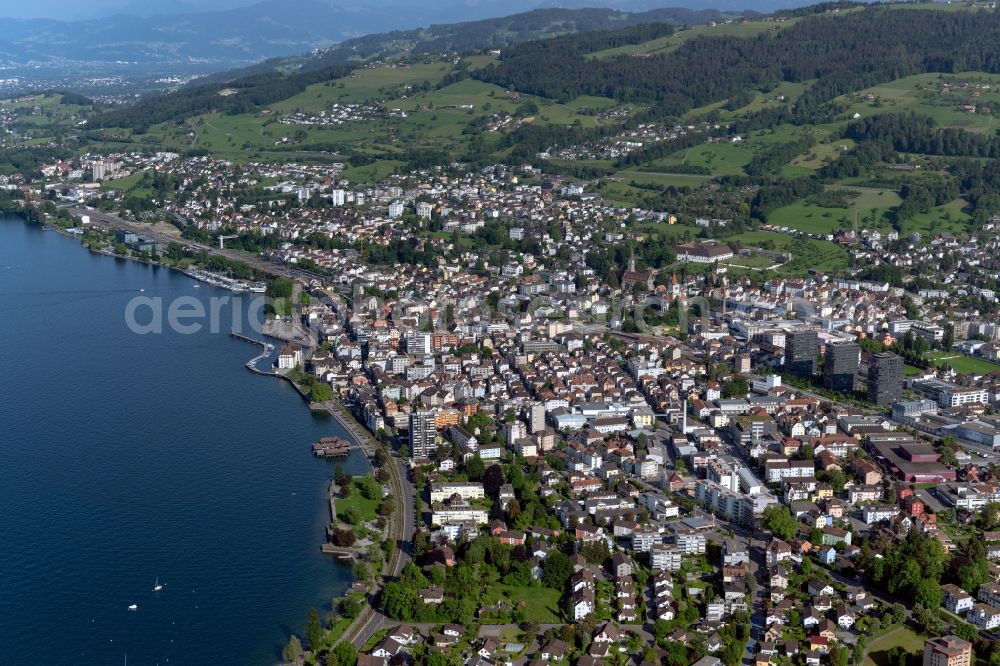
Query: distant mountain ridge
0 0 345 64
87 4 737 129
286 8 734 70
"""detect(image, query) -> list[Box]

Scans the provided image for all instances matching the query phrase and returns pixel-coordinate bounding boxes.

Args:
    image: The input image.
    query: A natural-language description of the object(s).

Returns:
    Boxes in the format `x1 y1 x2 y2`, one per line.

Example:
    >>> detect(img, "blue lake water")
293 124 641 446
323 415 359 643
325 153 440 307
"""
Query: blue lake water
0 217 366 665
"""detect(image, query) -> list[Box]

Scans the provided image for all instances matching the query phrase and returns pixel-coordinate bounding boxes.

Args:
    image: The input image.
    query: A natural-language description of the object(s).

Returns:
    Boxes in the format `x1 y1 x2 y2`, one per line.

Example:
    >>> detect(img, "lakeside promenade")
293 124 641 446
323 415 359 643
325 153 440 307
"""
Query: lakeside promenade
230 327 417 652
40 207 416 655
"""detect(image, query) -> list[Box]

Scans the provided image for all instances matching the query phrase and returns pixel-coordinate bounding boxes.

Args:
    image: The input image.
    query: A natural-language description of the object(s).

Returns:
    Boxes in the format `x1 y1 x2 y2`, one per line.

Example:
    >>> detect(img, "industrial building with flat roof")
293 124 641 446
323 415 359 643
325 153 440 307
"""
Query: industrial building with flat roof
866 433 957 483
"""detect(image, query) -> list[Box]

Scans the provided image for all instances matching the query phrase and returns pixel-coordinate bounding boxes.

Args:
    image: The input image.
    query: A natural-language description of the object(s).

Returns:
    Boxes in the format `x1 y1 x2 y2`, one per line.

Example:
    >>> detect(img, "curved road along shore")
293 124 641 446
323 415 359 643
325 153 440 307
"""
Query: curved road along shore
229 296 415 649
65 210 417 652
323 399 417 649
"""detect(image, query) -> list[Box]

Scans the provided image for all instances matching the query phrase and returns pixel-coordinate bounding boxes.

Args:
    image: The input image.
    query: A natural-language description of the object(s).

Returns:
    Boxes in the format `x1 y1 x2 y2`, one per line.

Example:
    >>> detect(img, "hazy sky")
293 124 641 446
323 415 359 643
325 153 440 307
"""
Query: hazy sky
0 0 819 22
1 0 264 20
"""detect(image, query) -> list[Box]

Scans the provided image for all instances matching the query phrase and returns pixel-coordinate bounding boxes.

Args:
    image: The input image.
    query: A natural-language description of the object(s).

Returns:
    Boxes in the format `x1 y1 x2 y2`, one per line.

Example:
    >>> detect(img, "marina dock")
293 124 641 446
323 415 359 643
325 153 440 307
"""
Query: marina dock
185 269 266 294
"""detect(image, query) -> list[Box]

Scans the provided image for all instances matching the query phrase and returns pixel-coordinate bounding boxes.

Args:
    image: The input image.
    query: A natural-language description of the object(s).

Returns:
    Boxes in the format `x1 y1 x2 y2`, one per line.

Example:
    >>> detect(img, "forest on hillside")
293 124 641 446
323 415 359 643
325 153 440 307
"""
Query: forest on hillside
475 7 1000 116
87 65 353 132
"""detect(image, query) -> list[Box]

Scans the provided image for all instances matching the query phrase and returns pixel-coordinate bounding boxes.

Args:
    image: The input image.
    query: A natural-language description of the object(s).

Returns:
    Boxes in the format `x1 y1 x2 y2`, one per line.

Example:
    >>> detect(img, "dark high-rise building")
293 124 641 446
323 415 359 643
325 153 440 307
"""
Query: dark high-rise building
823 340 860 392
785 330 819 377
868 352 904 406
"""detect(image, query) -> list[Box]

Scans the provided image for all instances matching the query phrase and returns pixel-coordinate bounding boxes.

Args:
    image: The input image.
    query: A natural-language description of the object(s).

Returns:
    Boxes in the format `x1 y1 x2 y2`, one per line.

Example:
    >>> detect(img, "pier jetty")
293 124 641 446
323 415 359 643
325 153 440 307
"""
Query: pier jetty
229 330 265 347
229 331 278 376
312 437 351 458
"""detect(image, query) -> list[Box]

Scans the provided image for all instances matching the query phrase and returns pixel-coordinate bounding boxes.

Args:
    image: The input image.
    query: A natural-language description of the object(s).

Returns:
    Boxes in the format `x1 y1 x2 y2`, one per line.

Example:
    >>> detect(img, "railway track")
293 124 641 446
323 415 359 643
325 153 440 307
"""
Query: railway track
64 206 329 285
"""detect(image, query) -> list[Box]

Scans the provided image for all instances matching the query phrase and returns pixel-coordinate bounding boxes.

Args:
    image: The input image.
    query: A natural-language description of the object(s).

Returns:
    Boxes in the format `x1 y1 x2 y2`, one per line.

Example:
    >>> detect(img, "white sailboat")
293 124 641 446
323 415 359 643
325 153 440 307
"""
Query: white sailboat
153 577 164 592
128 603 138 611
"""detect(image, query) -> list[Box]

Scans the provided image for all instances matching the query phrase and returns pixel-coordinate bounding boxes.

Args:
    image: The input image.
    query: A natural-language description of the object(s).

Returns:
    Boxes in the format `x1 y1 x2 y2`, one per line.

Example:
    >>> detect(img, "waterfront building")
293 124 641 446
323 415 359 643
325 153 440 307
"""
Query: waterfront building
115 229 139 245
277 345 299 370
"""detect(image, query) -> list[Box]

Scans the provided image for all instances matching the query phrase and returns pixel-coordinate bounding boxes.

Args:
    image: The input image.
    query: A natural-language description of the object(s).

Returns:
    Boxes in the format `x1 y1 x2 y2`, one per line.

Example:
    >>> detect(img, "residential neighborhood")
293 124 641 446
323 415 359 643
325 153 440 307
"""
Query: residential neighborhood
18 136 1000 666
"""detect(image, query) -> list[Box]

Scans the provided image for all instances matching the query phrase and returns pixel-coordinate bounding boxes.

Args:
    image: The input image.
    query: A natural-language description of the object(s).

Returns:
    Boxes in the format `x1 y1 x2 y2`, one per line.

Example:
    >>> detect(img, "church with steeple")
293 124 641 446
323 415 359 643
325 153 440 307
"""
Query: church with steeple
620 248 655 292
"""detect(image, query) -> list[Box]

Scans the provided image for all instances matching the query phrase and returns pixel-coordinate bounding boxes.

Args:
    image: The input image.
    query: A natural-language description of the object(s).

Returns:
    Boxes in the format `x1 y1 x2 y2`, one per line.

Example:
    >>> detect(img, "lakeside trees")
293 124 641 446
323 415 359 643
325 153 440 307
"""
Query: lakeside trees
307 607 323 653
282 635 302 663
382 581 420 621
288 368 333 403
310 383 333 402
331 642 358 666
